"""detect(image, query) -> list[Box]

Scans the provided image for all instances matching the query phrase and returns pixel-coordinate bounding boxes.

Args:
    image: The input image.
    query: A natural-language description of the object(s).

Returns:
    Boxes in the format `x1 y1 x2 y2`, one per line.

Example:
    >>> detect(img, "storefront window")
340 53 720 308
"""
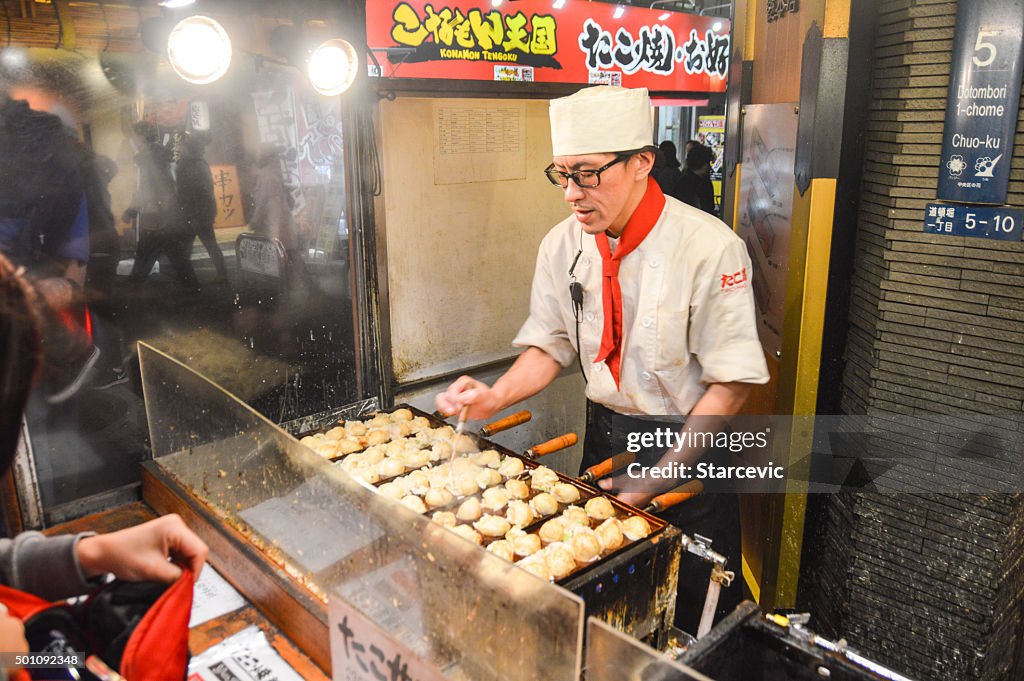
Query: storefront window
1 8 360 523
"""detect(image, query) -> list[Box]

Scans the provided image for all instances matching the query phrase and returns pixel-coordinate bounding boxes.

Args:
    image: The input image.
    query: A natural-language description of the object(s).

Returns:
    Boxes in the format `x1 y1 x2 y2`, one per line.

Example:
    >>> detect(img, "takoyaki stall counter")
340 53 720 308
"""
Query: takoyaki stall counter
136 344 685 680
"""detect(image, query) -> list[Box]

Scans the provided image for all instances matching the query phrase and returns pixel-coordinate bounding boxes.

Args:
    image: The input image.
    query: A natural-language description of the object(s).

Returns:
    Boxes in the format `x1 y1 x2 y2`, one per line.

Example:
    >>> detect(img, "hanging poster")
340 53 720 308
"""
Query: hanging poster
367 1 730 92
697 114 726 210
735 104 798 357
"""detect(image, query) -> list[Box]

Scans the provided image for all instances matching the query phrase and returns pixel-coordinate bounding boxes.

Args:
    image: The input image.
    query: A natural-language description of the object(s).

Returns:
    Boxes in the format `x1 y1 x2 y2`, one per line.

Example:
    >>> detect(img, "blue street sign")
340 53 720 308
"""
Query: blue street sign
923 203 1024 241
937 0 1024 205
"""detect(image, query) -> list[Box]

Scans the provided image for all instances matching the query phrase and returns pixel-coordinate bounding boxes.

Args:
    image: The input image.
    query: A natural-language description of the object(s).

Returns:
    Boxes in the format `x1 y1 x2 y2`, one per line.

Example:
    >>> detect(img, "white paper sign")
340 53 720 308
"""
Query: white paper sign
189 625 304 681
190 565 248 628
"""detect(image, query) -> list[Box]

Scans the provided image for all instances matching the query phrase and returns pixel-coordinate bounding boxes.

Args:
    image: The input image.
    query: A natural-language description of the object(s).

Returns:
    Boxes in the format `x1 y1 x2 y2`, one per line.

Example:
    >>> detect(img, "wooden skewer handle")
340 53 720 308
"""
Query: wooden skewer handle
526 433 578 458
481 410 532 436
582 451 636 482
646 480 705 513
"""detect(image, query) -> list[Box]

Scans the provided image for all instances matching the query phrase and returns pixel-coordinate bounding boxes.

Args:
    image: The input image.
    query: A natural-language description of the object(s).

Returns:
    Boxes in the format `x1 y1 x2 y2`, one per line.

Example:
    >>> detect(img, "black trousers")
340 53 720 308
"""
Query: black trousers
582 400 743 634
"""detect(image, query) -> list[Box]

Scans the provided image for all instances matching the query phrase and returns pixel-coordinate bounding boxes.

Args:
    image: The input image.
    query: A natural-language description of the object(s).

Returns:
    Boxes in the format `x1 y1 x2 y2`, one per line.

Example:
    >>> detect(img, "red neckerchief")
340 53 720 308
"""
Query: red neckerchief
593 177 665 388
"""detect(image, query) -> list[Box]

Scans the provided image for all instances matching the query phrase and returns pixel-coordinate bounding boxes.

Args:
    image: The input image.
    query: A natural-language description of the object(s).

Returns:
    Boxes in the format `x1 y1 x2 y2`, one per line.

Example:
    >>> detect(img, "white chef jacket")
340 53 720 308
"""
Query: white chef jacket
512 196 770 417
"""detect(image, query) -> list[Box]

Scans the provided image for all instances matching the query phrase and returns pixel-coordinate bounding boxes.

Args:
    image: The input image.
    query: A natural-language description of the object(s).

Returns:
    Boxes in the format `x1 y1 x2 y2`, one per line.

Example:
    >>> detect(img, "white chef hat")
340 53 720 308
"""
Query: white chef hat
549 86 654 157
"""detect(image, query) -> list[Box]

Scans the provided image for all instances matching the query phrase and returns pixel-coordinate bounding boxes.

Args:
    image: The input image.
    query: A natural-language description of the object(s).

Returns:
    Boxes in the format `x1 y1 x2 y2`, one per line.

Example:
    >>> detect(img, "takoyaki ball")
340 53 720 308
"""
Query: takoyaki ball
431 441 453 460
450 524 482 545
299 435 321 447
456 497 483 522
595 518 624 551
622 516 652 541
454 474 481 498
551 483 580 504
539 518 566 544
498 456 525 478
474 449 502 468
560 506 590 528
377 458 405 479
570 530 602 563
368 414 390 428
385 440 408 457
545 543 577 579
505 479 530 500
585 496 616 521
410 416 431 431
453 433 477 453
390 408 413 422
351 465 380 485
530 466 559 491
431 511 457 528
395 421 417 437
345 421 368 436
474 514 511 538
511 532 542 557
476 468 503 490
505 500 536 528
425 487 455 509
517 555 552 581
487 540 515 562
400 495 427 514
400 449 431 470
325 426 347 441
404 470 430 495
361 447 386 465
530 493 559 517
366 430 390 446
378 482 405 500
430 425 455 441
482 487 511 512
337 438 364 455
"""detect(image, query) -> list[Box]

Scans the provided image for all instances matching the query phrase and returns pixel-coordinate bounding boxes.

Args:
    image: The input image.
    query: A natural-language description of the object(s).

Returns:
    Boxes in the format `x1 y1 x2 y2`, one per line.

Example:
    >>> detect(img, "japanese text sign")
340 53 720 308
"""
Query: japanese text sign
367 0 730 92
923 202 1023 241
938 0 1024 204
210 164 246 228
329 597 446 681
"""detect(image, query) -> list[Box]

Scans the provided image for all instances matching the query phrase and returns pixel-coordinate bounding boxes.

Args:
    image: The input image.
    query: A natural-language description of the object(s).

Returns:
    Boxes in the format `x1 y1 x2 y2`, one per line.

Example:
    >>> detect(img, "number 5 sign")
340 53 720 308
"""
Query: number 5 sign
937 0 1024 205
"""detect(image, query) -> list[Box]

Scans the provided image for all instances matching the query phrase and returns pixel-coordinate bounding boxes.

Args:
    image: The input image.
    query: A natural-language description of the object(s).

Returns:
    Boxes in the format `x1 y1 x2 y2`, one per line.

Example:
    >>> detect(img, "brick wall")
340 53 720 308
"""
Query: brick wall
809 1 1024 679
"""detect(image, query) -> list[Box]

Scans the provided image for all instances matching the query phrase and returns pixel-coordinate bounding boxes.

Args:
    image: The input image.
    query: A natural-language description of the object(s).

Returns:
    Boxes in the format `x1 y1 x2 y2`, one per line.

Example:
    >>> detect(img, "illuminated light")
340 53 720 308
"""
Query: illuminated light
613 5 625 19
658 12 671 20
491 0 502 6
158 0 196 7
166 15 232 85
0 48 28 69
553 0 567 8
308 38 359 96
713 21 723 31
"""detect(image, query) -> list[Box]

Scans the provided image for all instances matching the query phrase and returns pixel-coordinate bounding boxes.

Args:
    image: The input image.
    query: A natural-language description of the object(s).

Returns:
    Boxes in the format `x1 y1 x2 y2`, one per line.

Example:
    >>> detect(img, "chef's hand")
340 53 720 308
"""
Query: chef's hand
435 375 504 421
597 474 659 509
76 514 208 584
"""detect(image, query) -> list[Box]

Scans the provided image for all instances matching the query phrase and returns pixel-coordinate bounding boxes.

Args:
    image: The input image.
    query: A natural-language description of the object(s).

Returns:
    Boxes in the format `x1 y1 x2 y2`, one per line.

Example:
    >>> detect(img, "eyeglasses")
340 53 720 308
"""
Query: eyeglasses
544 155 628 189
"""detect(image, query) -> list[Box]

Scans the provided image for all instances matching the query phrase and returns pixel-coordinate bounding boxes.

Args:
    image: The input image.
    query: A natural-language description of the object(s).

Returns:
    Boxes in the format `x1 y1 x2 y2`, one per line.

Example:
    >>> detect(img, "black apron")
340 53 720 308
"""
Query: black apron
582 400 743 634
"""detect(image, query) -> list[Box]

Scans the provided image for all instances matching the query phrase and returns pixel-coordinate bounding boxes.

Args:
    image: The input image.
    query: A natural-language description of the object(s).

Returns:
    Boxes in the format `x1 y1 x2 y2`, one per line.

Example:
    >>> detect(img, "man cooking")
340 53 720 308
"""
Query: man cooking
436 86 769 632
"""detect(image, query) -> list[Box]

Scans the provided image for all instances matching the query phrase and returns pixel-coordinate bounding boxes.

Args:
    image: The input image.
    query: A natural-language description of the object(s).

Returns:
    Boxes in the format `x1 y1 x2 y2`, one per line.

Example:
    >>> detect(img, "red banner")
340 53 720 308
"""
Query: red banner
366 1 730 92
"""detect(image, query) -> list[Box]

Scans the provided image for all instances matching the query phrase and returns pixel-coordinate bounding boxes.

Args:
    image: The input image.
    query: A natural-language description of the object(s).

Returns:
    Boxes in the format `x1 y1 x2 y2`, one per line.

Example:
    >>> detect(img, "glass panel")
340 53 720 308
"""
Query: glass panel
586 617 710 681
140 344 584 681
1 4 359 520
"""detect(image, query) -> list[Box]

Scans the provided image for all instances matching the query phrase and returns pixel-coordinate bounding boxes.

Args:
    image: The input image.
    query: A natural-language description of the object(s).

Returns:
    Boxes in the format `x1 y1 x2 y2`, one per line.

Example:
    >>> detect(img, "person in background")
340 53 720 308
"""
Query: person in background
681 142 717 216
436 86 768 632
125 123 199 292
0 251 208 655
650 140 698 207
0 92 99 403
177 131 228 283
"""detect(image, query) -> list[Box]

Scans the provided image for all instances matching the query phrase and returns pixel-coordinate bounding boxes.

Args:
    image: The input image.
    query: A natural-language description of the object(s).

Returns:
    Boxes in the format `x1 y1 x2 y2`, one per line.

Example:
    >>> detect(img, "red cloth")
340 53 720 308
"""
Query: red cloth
0 568 194 681
593 177 665 388
121 568 194 681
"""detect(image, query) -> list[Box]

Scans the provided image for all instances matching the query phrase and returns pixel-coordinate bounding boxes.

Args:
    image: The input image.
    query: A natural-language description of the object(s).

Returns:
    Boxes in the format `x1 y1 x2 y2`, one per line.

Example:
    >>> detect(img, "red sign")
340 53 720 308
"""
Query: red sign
367 1 730 92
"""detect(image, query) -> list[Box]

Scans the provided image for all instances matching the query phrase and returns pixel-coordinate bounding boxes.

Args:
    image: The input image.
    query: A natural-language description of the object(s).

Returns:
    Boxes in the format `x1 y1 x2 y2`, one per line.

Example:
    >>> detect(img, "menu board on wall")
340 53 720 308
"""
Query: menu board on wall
433 102 527 184
367 0 730 92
